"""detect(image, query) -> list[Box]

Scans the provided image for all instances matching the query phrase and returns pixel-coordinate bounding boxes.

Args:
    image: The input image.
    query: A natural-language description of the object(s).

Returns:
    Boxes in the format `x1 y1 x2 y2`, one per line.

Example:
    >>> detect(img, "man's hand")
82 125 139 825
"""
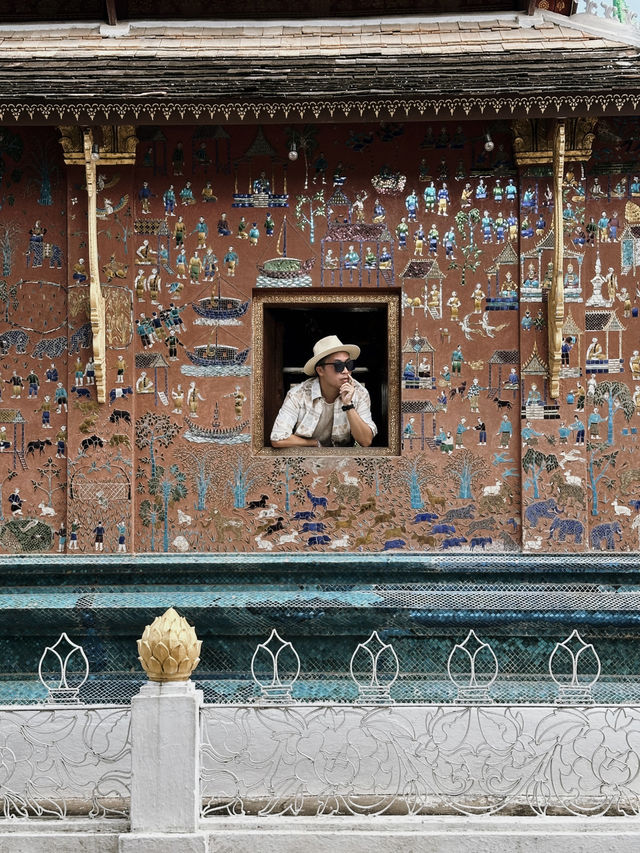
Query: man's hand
339 379 355 406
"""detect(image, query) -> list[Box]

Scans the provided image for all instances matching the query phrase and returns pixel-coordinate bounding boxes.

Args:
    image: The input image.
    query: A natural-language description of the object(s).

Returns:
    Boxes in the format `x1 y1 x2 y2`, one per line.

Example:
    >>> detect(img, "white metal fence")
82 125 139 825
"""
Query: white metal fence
200 703 640 818
0 627 639 823
0 705 130 819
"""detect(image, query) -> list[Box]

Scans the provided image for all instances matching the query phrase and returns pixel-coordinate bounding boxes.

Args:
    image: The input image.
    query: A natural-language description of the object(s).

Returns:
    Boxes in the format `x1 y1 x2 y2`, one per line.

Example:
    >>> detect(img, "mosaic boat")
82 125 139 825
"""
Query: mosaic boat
192 295 249 321
257 216 315 281
191 273 250 321
184 401 249 441
185 343 250 367
257 256 315 279
184 416 250 441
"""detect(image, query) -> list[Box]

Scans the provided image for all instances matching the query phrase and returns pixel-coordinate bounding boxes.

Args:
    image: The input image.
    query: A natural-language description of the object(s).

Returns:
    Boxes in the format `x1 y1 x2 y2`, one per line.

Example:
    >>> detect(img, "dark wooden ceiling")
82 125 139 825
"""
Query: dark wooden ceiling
3 0 544 24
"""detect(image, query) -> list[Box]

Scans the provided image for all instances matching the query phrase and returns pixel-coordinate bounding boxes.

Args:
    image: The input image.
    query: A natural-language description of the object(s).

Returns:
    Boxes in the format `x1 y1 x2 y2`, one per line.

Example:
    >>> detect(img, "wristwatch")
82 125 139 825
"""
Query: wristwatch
341 403 355 411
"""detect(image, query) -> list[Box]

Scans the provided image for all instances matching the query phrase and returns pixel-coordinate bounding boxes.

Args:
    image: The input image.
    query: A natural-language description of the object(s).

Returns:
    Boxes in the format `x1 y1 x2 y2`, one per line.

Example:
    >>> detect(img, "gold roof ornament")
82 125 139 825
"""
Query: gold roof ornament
137 607 202 682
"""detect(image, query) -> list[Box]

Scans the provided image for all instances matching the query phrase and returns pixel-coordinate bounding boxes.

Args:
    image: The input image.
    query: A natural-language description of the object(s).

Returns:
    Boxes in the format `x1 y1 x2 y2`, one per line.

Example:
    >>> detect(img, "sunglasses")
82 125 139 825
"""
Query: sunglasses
319 358 356 373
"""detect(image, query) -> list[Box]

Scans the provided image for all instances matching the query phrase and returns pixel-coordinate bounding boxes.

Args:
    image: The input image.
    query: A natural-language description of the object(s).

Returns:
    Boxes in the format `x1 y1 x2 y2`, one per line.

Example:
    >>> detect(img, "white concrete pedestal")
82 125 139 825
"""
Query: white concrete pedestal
119 680 207 853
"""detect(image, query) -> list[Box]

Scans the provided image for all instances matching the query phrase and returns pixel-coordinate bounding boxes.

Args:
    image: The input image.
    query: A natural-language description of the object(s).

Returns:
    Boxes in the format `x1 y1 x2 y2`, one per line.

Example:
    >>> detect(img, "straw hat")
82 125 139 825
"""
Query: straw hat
303 335 360 376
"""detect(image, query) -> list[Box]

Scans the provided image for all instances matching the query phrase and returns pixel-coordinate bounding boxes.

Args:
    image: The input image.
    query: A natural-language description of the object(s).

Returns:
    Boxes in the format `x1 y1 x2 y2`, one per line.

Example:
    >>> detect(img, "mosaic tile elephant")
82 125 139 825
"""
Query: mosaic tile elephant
524 499 561 529
548 517 584 544
590 521 623 551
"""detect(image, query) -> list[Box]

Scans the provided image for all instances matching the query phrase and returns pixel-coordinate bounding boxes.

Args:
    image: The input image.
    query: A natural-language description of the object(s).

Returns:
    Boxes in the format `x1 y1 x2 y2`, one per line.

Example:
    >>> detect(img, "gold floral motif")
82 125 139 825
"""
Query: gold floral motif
137 607 202 682
68 285 91 322
104 285 133 349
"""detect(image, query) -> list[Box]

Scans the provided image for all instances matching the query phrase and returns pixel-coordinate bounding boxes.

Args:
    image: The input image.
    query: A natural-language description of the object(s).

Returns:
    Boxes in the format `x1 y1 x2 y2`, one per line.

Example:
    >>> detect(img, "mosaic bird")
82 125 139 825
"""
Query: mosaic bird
97 194 129 219
481 312 508 338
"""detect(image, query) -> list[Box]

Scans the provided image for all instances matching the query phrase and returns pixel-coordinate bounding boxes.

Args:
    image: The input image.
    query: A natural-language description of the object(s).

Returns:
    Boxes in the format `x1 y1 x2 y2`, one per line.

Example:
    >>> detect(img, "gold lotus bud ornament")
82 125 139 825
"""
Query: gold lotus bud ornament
137 607 202 682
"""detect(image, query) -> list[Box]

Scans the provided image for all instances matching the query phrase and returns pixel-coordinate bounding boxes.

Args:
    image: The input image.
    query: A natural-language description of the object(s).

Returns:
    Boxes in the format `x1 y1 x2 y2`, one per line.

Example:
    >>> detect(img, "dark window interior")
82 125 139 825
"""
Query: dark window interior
263 302 389 448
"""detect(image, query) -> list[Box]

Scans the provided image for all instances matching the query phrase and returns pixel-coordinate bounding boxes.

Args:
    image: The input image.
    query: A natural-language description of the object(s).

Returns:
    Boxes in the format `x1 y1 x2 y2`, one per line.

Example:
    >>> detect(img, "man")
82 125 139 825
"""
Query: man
497 414 512 448
451 345 463 375
7 370 23 399
522 421 544 447
455 418 469 449
26 369 39 398
597 211 609 243
54 382 68 414
588 407 603 439
571 414 585 445
116 522 127 553
474 417 487 446
163 184 176 216
405 189 419 221
224 246 238 276
586 337 604 361
8 488 24 517
270 335 376 448
94 521 105 552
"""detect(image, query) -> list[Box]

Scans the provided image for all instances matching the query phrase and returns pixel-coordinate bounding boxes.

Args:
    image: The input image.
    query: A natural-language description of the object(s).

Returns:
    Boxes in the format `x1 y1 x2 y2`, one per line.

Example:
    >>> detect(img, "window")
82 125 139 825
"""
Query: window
253 289 400 455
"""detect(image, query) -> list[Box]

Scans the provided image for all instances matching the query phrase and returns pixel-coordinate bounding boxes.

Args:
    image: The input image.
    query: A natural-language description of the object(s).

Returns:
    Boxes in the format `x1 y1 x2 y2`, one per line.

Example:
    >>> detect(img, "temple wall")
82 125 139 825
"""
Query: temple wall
0 118 638 555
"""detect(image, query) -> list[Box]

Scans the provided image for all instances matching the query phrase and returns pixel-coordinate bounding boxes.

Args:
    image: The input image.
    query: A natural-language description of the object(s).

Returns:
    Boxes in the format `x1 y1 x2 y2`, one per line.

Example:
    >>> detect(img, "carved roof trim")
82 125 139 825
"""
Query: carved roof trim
0 13 637 123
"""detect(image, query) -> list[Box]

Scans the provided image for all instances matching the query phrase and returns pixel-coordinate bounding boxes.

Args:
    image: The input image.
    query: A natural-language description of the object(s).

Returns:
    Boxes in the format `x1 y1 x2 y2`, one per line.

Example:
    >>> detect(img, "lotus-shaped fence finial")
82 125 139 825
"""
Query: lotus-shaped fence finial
137 607 202 682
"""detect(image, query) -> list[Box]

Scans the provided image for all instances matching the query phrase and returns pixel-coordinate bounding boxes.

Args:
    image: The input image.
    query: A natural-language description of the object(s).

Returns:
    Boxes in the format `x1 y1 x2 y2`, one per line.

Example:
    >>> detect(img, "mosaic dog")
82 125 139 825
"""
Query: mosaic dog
441 504 475 523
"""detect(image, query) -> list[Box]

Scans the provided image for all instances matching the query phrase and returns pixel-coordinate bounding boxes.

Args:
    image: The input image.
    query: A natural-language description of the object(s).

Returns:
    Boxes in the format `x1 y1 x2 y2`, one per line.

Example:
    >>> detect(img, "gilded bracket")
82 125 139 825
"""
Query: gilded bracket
513 117 596 166
549 121 566 400
58 125 138 404
59 124 138 166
